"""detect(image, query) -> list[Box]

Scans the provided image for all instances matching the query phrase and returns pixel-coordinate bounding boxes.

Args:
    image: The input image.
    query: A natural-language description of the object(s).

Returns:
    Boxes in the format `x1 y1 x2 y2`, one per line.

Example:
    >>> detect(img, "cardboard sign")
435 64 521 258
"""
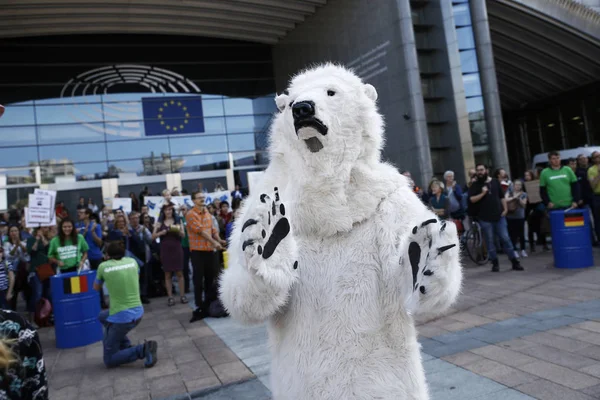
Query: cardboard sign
25 207 57 228
524 180 542 204
112 198 132 213
27 193 52 224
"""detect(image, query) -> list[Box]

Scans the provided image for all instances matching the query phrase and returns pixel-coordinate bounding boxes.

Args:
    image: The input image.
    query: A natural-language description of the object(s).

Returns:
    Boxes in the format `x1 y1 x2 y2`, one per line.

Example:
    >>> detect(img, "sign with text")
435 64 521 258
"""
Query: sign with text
27 193 52 224
112 198 132 213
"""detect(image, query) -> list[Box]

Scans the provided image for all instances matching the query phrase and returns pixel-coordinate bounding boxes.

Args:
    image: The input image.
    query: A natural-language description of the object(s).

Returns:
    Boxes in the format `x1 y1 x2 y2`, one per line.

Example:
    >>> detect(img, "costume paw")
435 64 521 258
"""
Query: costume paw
405 219 459 298
240 187 298 277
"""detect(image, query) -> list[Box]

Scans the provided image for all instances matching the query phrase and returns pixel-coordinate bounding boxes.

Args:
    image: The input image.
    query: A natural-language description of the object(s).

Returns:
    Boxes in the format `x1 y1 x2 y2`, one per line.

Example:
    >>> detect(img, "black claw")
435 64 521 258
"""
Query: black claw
409 242 421 288
412 226 418 234
268 212 271 225
272 201 276 216
438 244 456 254
293 261 298 270
280 204 285 216
262 218 290 259
421 219 437 228
241 219 258 232
260 194 270 203
261 230 266 238
274 187 280 202
420 286 426 294
423 270 434 276
242 239 254 251
440 221 447 232
428 238 432 249
257 245 263 255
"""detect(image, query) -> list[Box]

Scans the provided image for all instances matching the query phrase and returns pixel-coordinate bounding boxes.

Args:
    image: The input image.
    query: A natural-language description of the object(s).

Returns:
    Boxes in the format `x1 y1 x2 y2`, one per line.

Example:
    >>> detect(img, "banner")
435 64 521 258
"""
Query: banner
144 192 230 220
112 198 132 213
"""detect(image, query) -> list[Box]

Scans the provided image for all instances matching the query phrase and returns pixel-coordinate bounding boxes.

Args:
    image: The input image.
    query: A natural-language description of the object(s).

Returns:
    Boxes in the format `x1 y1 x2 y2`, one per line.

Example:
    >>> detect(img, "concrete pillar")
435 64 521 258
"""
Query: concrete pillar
470 0 511 175
165 173 182 193
101 178 119 208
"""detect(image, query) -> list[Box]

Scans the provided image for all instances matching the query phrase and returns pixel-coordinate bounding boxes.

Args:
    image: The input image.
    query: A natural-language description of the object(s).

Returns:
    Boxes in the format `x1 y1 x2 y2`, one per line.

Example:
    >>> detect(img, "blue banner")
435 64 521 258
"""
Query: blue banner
142 96 204 136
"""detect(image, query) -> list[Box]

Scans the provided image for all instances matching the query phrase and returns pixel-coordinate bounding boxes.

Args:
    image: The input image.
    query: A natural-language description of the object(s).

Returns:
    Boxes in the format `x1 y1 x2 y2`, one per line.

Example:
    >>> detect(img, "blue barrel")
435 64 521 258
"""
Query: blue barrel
50 270 103 349
550 209 594 269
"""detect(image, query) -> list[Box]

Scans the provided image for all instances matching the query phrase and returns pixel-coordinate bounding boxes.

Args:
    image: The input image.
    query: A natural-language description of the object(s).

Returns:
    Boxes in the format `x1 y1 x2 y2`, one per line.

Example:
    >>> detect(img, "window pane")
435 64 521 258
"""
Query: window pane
35 95 103 106
463 73 482 97
3 168 37 185
37 122 105 144
470 119 488 146
456 27 475 50
36 103 104 124
224 98 253 116
227 115 272 134
0 126 37 146
75 162 109 181
453 4 471 26
203 100 225 117
106 138 169 161
109 157 172 177
0 105 35 127
460 50 479 74
0 147 38 167
253 115 272 133
562 102 588 148
540 107 562 151
172 154 229 173
105 121 144 140
103 101 143 122
252 97 277 115
39 143 107 163
233 151 267 167
169 135 227 156
467 96 485 120
204 117 226 134
228 134 257 152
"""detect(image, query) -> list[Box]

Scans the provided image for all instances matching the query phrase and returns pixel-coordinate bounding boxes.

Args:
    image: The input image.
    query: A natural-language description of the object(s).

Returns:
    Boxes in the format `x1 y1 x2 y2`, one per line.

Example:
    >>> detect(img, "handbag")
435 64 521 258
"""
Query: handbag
36 263 55 282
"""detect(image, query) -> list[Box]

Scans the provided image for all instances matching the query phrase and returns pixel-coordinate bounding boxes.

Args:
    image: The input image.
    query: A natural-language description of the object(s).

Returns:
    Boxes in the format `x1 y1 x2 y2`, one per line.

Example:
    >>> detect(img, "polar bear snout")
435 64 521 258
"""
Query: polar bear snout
292 101 315 119
292 101 328 137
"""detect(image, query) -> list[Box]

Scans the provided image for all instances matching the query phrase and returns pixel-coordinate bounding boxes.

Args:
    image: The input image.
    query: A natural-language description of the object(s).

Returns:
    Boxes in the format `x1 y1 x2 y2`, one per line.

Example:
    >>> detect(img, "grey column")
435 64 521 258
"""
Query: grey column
470 0 510 175
396 0 433 188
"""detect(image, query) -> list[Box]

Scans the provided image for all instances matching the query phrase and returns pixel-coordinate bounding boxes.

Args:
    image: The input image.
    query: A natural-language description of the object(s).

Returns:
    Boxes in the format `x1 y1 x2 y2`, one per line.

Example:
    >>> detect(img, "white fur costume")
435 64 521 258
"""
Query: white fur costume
220 64 462 400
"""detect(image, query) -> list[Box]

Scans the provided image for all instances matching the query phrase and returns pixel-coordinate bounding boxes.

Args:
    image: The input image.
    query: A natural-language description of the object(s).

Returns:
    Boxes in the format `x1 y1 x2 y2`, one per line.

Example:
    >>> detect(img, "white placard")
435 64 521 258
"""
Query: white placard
144 196 193 220
112 198 132 213
27 193 52 224
25 207 57 228
33 189 56 211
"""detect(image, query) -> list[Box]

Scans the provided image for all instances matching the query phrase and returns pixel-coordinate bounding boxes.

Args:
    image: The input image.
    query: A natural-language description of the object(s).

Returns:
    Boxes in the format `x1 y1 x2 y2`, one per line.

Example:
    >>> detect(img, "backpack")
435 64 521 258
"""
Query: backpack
35 298 53 327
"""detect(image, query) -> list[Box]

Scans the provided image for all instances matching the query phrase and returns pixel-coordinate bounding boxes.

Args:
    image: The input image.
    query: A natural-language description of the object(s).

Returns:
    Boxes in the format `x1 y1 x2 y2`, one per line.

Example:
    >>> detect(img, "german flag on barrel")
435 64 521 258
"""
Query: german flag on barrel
63 275 89 294
564 213 585 227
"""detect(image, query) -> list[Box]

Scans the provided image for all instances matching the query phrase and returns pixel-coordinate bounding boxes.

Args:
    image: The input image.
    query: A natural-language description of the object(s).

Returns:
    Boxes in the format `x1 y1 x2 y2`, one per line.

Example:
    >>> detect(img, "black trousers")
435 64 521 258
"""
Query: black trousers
190 251 217 313
507 218 526 251
182 247 191 293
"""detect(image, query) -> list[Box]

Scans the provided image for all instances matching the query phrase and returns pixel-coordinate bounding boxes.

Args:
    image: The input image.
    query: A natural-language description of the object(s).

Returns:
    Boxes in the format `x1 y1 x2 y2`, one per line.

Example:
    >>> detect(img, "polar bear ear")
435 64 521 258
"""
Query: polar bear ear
363 84 378 101
275 93 289 112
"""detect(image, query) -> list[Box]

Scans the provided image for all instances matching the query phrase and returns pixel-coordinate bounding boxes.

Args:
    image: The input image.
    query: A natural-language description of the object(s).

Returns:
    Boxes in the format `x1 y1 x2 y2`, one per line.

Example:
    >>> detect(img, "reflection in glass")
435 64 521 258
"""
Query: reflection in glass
172 154 229 173
467 97 485 120
460 50 479 74
462 74 482 97
36 103 104 124
561 102 588 148
204 117 226 134
2 168 37 185
540 107 562 151
224 98 253 116
0 126 37 146
453 4 471 26
37 122 105 144
202 100 225 117
39 143 107 163
102 101 143 122
233 151 267 167
226 116 259 133
470 119 488 146
108 157 173 177
0 147 38 168
169 135 228 156
0 105 35 127
456 27 476 50
106 138 168 161
228 134 257 152
74 162 109 181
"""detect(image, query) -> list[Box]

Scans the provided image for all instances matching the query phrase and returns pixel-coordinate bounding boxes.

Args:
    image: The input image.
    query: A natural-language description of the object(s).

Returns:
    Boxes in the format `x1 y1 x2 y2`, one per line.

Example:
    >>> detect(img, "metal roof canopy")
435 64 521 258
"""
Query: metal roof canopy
0 0 326 44
488 0 600 110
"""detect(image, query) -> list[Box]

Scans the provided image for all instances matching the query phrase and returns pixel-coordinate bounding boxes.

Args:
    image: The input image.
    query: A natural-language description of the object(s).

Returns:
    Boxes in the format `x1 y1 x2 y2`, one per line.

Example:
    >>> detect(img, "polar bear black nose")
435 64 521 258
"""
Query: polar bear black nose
292 101 315 120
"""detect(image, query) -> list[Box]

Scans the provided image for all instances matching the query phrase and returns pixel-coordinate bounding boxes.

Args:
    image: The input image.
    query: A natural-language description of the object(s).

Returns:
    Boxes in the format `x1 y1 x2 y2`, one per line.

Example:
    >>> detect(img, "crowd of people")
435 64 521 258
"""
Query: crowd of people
403 150 593 272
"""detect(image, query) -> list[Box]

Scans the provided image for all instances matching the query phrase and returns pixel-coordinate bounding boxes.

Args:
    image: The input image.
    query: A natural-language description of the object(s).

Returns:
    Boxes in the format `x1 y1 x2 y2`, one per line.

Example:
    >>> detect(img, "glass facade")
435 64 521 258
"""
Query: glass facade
0 93 275 184
452 0 490 164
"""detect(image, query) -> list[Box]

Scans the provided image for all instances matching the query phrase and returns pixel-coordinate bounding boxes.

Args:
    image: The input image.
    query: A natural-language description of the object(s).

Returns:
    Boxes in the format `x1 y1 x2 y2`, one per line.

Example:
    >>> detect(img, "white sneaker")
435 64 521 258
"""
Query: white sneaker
514 251 520 259
521 250 528 258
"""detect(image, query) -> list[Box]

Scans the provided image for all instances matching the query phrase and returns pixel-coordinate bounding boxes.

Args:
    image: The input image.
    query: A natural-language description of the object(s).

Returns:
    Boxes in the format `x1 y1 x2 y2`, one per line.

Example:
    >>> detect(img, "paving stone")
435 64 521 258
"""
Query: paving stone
518 343 598 370
578 331 600 346
451 312 496 326
178 359 216 381
462 358 538 387
470 345 537 367
525 316 586 331
487 312 518 321
576 321 600 334
518 360 600 390
114 374 148 396
194 335 227 352
416 324 451 338
86 386 114 400
526 308 574 320
424 337 489 358
52 385 79 400
202 347 240 367
575 344 600 361
194 378 271 399
212 360 255 385
516 379 596 400
184 375 222 394
441 351 484 367
471 388 536 400
186 325 215 339
522 331 592 352
580 363 600 378
50 368 84 390
144 358 178 379
149 372 186 393
547 326 590 339
498 338 538 352
483 317 538 330
427 363 506 400
171 347 205 365
423 358 455 375
581 383 600 398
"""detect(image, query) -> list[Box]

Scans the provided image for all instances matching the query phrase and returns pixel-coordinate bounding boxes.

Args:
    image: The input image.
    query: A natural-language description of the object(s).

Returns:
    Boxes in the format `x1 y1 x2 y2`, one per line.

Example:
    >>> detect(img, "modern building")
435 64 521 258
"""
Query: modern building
0 0 599 210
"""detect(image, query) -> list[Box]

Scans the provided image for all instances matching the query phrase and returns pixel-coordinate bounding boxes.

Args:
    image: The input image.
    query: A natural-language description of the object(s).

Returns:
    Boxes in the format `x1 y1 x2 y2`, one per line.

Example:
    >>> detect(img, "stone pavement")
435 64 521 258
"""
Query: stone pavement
43 249 600 399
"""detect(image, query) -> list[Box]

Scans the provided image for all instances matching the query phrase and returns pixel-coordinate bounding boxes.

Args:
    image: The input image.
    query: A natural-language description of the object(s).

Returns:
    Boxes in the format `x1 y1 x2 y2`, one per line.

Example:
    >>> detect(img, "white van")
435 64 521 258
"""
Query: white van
531 146 600 171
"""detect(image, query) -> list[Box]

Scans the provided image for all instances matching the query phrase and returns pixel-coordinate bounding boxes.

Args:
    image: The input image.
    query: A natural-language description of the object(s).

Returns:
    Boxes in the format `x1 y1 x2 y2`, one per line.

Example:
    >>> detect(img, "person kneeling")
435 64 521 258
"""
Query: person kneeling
93 241 158 368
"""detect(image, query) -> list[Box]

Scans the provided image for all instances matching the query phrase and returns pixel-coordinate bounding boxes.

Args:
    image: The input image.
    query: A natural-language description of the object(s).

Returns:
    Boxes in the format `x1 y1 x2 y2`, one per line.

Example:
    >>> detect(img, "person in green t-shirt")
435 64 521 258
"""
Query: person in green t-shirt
47 218 89 274
539 151 580 210
94 241 157 369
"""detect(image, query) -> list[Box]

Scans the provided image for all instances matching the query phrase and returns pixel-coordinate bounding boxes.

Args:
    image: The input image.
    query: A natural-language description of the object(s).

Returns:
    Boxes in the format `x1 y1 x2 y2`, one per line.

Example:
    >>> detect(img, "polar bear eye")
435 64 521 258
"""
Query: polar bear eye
327 90 336 97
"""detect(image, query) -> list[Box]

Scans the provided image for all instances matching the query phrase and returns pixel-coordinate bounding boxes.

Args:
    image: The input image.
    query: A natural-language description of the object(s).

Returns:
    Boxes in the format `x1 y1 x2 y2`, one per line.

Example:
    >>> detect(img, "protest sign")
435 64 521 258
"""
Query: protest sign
112 198 132 213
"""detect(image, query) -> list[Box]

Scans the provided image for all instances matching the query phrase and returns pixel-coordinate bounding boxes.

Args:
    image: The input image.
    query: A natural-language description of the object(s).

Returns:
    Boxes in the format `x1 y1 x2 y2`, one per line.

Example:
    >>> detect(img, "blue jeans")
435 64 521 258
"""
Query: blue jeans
98 310 144 368
479 217 516 262
28 273 51 313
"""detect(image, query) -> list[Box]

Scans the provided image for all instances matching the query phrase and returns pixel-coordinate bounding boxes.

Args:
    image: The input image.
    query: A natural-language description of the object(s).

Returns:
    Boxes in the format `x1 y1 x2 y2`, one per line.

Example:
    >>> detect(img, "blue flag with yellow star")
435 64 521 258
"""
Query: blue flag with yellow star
142 96 205 136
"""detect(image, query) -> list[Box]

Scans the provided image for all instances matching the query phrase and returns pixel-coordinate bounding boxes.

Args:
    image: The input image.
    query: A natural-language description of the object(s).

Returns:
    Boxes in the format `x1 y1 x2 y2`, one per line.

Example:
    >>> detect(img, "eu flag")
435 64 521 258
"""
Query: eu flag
142 96 205 136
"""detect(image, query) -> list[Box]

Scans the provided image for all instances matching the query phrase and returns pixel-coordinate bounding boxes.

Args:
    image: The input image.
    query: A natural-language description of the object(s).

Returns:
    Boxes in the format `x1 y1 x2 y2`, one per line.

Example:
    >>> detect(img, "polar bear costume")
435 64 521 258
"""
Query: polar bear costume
220 64 462 400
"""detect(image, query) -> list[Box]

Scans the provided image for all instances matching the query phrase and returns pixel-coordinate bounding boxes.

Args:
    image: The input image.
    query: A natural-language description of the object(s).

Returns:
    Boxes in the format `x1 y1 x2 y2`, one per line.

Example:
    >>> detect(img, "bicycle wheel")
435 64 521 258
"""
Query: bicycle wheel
465 226 488 265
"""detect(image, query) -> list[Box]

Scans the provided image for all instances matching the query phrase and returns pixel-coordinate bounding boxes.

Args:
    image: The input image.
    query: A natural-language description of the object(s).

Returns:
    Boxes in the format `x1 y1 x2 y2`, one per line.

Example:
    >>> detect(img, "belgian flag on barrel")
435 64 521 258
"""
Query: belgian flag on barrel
564 213 585 228
63 275 89 294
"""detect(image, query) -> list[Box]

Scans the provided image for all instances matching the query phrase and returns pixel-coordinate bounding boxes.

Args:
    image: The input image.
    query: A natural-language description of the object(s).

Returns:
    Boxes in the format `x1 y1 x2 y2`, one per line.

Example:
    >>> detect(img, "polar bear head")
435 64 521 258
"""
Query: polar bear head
269 63 384 172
